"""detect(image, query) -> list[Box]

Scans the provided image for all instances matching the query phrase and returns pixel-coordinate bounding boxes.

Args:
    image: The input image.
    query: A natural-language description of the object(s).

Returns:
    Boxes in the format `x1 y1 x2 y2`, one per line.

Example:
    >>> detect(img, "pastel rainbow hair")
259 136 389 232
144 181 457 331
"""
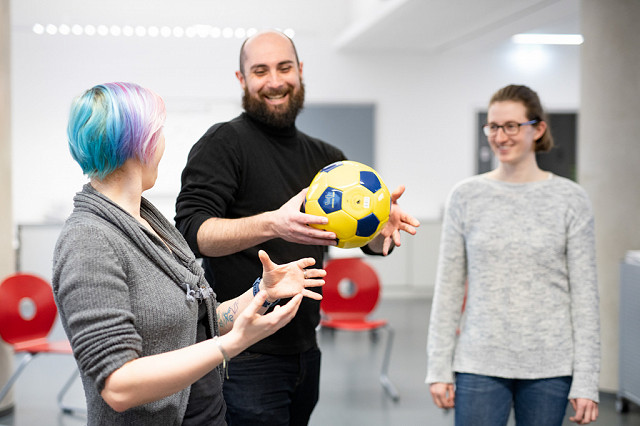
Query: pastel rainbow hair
67 82 166 180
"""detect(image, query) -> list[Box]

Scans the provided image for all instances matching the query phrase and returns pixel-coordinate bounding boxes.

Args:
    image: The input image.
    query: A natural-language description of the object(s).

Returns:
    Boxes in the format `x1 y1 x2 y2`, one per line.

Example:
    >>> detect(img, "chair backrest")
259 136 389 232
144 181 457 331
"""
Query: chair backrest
321 258 381 317
0 273 58 344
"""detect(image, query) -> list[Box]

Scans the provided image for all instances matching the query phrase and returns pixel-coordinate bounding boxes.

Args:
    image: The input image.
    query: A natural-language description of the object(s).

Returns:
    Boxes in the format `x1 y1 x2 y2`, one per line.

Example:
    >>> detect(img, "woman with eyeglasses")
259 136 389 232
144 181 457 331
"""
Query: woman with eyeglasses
426 84 600 425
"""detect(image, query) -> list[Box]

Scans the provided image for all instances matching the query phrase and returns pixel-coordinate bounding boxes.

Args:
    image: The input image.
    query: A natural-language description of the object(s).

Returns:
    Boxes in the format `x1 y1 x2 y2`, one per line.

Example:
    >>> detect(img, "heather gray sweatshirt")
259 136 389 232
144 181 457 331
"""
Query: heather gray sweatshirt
52 184 222 425
426 174 600 402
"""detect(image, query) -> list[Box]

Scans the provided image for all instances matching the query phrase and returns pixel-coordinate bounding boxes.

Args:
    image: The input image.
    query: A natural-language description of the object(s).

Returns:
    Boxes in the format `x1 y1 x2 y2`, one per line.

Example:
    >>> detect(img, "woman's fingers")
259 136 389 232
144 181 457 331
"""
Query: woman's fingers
271 294 303 319
296 257 317 270
258 250 274 271
302 268 326 281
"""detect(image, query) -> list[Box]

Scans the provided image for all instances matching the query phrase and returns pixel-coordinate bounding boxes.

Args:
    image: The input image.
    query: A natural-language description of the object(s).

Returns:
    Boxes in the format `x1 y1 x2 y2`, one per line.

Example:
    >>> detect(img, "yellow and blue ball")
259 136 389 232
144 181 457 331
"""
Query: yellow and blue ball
303 160 391 249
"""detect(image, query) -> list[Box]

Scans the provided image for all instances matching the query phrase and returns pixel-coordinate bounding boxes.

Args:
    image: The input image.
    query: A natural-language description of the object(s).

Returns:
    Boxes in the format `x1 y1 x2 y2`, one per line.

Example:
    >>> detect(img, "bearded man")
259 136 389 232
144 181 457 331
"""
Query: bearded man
175 30 419 426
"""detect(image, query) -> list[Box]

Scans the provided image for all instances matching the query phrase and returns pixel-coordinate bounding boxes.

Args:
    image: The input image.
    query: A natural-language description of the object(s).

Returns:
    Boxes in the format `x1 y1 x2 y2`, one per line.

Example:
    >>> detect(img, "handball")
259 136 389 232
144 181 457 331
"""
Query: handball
303 160 391 248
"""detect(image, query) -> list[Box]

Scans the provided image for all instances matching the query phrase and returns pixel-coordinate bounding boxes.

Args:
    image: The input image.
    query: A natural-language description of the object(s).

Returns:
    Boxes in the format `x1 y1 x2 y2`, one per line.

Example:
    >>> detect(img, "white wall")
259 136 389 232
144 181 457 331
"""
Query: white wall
9 1 580 292
10 26 581 219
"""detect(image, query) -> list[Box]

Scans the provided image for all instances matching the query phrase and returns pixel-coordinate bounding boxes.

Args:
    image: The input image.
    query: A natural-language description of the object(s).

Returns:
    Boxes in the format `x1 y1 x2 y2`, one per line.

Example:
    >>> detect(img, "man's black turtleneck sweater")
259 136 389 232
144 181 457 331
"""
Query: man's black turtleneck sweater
176 112 346 354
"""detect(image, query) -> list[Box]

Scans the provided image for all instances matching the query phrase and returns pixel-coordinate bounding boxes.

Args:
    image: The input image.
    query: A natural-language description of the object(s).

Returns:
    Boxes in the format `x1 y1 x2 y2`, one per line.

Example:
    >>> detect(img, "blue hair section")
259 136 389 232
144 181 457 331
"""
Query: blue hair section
67 82 166 180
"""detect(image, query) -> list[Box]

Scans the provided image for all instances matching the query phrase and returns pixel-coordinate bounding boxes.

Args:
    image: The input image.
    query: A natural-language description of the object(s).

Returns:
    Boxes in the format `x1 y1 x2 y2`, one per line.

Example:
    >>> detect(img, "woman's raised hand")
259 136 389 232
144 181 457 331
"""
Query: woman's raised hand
258 250 326 301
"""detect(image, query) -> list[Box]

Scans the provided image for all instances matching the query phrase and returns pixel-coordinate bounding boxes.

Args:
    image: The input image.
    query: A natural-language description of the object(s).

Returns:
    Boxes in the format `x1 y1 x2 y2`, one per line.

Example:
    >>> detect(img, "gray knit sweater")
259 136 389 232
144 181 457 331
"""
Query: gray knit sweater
52 184 221 425
426 174 600 402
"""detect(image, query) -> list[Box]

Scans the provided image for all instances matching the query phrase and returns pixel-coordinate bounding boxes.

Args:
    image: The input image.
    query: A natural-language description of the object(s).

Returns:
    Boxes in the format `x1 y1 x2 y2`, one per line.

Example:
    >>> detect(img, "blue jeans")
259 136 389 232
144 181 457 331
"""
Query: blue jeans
223 348 321 426
454 373 571 426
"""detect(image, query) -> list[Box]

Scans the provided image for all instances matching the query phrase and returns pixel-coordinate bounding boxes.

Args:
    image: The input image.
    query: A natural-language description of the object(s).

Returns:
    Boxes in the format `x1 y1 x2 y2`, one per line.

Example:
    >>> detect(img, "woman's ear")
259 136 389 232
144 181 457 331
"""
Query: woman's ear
534 120 548 140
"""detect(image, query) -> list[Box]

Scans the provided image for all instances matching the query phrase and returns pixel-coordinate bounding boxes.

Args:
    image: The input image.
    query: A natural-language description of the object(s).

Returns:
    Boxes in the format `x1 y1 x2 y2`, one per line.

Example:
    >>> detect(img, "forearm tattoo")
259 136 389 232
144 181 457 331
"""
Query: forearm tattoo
217 300 239 330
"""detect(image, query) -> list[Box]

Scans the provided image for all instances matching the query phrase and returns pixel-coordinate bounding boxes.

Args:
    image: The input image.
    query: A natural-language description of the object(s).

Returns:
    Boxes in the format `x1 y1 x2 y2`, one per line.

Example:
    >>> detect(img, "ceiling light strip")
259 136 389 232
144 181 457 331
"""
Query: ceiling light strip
31 24 296 39
511 34 584 45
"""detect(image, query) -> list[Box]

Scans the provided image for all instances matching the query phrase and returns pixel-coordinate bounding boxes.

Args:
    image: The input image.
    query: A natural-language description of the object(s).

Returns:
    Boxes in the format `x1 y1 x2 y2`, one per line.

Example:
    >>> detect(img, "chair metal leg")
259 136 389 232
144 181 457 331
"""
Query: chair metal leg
379 325 399 402
0 353 33 404
57 368 85 415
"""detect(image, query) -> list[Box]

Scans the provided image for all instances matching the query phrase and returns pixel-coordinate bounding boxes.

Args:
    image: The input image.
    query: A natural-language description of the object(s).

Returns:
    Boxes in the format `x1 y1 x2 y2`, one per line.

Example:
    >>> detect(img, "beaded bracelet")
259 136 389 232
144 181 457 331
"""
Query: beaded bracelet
252 277 280 309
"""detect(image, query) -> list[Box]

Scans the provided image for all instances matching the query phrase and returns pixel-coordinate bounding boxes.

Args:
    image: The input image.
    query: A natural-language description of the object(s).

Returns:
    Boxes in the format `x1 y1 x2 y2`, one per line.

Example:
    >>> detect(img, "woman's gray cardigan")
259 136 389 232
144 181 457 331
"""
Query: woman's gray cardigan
52 184 221 425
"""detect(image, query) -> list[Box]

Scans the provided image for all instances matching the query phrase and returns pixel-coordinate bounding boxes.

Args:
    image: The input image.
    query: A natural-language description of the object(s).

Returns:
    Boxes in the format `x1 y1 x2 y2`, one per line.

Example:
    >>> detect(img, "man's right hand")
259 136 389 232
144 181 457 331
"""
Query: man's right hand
197 188 337 257
270 188 337 246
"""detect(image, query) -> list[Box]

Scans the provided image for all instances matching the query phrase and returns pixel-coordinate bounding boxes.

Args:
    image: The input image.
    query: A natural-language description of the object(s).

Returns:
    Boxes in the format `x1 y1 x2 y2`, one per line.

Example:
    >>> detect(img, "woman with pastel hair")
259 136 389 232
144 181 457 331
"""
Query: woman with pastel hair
53 82 326 425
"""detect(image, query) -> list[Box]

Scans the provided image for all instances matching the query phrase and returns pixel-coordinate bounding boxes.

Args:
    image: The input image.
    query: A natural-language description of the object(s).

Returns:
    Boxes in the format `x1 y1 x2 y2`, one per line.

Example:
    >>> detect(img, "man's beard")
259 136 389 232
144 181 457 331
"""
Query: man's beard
242 82 305 128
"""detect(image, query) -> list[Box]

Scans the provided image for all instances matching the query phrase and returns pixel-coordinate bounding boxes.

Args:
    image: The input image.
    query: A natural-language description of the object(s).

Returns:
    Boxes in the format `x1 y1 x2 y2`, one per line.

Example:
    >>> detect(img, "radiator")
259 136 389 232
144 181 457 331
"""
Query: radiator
618 262 640 412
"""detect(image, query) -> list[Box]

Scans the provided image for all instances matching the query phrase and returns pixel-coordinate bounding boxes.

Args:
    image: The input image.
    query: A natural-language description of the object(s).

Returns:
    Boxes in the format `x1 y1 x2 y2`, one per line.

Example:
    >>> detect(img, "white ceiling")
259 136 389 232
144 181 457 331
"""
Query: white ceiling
10 0 350 33
335 0 581 53
11 0 580 53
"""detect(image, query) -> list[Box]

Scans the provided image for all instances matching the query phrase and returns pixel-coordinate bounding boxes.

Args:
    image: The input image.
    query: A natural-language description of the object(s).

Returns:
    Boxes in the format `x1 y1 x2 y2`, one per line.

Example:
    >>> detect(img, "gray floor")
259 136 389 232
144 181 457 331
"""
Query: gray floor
1 297 639 425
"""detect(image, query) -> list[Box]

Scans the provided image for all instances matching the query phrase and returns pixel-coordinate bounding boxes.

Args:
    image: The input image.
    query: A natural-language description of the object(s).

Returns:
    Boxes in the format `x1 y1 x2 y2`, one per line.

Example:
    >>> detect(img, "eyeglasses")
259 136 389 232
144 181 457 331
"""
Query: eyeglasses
483 119 539 137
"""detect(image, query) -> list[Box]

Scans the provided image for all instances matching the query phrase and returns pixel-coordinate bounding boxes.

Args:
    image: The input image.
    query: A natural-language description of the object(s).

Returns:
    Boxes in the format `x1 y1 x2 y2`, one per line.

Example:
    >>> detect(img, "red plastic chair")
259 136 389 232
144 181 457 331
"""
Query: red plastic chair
320 258 399 401
0 273 81 414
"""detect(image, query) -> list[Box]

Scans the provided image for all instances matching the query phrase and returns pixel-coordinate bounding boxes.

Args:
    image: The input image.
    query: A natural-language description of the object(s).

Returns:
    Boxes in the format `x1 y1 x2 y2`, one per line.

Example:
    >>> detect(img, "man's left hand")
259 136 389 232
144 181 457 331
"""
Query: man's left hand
367 185 420 255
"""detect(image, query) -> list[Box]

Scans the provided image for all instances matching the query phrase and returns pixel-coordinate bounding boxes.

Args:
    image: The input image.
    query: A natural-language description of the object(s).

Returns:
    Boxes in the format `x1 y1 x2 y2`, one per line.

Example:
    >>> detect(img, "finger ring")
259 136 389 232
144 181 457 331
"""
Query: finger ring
303 270 308 279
